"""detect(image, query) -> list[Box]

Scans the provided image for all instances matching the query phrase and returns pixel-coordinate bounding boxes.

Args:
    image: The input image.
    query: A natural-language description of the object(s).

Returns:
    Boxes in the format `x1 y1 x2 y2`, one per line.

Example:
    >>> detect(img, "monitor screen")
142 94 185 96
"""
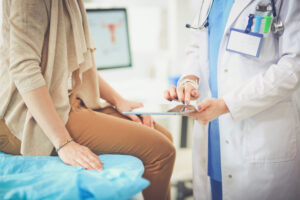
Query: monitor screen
86 8 132 70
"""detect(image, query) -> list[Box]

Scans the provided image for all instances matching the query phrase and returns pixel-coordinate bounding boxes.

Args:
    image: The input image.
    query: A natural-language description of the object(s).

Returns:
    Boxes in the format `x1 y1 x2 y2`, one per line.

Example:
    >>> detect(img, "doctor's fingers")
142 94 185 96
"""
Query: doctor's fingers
184 84 198 104
190 89 200 99
176 85 185 103
195 98 214 112
164 90 173 101
169 85 179 100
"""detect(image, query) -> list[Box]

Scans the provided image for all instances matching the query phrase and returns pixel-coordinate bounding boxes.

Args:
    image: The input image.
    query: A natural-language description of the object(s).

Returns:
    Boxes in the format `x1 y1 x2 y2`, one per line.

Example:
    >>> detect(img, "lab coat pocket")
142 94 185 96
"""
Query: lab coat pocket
243 101 297 163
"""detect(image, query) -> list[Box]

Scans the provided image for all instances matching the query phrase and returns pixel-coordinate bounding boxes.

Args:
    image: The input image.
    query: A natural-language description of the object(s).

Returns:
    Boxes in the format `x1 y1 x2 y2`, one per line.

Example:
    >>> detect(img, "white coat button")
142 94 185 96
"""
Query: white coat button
224 69 228 73
228 174 232 179
225 140 229 144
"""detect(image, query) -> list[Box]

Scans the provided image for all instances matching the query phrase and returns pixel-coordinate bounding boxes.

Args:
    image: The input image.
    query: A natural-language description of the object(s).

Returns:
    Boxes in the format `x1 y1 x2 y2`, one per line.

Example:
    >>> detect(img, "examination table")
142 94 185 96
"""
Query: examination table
0 152 149 200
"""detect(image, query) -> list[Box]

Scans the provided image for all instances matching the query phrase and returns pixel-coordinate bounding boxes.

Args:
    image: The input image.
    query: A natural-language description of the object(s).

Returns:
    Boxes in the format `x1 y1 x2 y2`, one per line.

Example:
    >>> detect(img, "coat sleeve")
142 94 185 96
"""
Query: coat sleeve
182 28 211 99
8 0 49 94
223 0 300 121
182 29 203 79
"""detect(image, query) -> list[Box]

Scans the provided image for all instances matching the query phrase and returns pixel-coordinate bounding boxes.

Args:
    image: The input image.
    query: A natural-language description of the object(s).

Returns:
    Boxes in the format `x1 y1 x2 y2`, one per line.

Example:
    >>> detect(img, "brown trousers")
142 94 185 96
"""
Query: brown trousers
0 94 176 200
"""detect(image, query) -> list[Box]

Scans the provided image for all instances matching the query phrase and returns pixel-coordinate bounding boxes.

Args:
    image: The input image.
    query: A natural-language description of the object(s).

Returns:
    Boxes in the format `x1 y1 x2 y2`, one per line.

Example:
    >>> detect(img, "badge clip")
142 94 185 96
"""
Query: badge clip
245 14 254 33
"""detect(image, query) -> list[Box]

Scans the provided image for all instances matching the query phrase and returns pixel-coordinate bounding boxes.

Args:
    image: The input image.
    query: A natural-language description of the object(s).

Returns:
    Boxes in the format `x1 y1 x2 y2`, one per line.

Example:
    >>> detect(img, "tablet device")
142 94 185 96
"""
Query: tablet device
122 104 196 116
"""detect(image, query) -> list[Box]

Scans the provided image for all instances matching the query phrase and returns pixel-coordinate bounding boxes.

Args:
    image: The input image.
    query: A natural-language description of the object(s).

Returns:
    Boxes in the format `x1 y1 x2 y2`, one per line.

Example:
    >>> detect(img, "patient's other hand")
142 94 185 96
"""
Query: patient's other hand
58 141 104 170
115 99 155 128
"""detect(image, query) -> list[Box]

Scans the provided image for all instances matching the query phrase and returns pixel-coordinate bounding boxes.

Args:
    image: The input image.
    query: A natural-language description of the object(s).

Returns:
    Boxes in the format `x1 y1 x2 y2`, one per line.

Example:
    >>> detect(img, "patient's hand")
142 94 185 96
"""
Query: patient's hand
58 141 104 170
116 99 155 128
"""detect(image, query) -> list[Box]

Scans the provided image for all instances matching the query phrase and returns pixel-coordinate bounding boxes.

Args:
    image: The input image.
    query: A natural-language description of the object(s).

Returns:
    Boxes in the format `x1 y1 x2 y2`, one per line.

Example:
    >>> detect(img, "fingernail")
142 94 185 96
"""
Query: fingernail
182 101 185 104
185 100 188 105
198 106 201 110
175 97 178 100
182 108 186 112
168 99 173 101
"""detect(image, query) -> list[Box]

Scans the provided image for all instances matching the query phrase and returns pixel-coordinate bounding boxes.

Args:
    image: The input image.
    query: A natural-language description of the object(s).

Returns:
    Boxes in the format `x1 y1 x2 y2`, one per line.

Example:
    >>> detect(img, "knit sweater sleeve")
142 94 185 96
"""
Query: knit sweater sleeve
8 0 49 94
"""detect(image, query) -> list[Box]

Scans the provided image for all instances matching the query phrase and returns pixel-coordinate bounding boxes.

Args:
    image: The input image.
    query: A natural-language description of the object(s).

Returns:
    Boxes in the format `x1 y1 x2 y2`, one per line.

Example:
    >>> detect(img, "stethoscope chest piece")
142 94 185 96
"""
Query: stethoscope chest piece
271 17 284 36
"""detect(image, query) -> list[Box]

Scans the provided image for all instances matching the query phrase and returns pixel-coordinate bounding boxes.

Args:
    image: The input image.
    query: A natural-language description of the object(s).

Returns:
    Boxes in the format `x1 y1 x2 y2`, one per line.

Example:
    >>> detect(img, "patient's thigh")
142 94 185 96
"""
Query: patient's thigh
96 107 173 142
66 107 174 164
0 120 21 155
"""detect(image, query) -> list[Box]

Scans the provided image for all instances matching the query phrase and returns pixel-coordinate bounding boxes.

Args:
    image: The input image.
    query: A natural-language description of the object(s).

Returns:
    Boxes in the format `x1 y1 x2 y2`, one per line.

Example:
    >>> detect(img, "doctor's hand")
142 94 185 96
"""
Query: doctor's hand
115 99 155 128
187 98 229 125
164 83 200 105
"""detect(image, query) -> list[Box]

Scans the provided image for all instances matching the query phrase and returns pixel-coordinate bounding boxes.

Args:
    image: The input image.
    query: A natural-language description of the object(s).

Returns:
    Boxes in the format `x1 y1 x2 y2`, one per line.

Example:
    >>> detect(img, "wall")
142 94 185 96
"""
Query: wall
0 1 2 44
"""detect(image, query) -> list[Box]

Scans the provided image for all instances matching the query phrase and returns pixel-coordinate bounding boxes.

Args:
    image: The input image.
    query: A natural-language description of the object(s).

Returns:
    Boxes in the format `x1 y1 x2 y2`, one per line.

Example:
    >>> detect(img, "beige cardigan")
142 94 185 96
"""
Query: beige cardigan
0 0 104 155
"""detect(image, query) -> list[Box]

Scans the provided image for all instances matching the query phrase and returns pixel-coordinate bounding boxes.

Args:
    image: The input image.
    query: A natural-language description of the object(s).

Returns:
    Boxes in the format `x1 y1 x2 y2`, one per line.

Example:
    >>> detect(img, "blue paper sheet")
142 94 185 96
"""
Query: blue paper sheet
0 153 149 200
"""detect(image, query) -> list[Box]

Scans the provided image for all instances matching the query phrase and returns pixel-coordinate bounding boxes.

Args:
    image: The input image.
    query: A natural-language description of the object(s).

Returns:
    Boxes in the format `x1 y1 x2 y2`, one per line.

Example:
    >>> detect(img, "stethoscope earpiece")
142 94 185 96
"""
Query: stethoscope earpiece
186 24 192 29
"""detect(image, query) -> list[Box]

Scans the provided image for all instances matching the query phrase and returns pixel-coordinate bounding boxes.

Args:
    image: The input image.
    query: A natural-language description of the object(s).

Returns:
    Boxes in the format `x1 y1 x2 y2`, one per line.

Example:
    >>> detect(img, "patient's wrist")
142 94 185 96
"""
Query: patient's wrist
113 96 126 107
56 138 74 153
52 133 72 149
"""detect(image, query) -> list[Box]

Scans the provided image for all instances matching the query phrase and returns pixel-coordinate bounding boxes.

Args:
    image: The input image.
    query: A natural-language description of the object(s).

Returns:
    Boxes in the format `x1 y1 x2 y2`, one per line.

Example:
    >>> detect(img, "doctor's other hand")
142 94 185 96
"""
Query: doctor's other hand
115 98 155 128
188 98 229 125
58 141 104 170
164 83 200 105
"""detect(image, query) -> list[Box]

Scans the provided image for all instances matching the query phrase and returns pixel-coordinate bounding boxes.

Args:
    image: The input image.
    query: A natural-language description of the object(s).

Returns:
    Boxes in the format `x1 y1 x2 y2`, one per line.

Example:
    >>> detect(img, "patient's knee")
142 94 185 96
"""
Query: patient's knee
161 140 176 163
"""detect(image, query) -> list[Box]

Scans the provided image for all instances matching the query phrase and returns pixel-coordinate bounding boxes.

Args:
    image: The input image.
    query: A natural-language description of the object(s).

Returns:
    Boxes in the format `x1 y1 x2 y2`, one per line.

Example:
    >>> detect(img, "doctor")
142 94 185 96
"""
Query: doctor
165 0 300 199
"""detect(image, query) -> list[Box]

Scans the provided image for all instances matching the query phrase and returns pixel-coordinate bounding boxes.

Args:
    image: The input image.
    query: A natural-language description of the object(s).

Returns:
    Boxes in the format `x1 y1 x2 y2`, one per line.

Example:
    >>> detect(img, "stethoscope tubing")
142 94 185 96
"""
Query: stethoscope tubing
186 0 214 30
187 0 284 36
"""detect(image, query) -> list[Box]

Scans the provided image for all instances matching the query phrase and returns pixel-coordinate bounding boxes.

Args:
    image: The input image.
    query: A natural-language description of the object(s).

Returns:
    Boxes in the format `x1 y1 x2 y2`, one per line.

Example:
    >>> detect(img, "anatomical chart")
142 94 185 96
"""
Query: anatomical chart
87 10 131 69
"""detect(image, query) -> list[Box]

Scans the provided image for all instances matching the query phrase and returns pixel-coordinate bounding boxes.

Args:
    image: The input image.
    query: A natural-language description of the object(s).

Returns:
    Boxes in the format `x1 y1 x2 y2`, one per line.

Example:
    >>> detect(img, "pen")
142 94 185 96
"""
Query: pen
254 15 263 33
264 16 272 33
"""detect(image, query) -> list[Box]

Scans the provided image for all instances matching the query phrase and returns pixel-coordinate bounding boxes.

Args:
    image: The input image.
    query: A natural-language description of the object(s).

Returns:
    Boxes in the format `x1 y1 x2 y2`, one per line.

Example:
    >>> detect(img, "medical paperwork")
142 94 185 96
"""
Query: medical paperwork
123 104 196 115
0 153 149 200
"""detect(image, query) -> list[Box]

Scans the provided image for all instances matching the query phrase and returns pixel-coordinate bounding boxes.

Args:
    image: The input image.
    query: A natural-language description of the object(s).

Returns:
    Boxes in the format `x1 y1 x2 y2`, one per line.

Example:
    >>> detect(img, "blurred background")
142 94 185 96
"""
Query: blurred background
0 0 200 199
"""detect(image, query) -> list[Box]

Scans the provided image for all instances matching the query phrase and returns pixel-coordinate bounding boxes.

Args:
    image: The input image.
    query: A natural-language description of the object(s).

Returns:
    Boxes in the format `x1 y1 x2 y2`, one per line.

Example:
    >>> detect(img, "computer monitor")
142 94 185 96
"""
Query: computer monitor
86 8 132 70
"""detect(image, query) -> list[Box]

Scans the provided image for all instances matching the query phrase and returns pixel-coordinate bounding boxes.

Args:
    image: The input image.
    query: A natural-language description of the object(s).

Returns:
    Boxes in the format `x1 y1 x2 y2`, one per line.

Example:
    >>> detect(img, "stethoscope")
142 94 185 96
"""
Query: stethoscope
185 0 213 30
186 0 284 37
270 0 284 36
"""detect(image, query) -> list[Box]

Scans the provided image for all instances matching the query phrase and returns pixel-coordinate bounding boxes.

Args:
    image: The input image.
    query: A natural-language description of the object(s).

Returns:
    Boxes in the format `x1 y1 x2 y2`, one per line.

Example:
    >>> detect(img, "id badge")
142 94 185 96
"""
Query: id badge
226 28 263 57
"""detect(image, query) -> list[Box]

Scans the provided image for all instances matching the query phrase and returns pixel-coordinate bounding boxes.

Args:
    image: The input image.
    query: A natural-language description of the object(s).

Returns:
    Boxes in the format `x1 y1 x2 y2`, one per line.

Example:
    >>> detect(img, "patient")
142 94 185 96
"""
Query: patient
0 1 175 199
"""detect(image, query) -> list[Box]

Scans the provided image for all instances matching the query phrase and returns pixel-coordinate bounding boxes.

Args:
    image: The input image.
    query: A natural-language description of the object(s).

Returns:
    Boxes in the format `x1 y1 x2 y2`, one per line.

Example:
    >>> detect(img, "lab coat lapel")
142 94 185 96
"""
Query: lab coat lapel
224 0 254 33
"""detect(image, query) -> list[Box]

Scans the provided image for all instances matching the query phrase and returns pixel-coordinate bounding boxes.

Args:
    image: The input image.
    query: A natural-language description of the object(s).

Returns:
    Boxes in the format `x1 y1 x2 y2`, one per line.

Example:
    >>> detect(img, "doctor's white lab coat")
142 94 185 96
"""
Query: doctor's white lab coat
183 0 300 199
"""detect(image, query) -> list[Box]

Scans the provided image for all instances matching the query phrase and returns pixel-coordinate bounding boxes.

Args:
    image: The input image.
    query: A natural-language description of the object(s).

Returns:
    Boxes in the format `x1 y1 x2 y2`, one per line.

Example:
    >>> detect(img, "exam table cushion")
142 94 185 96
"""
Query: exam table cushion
0 153 149 200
